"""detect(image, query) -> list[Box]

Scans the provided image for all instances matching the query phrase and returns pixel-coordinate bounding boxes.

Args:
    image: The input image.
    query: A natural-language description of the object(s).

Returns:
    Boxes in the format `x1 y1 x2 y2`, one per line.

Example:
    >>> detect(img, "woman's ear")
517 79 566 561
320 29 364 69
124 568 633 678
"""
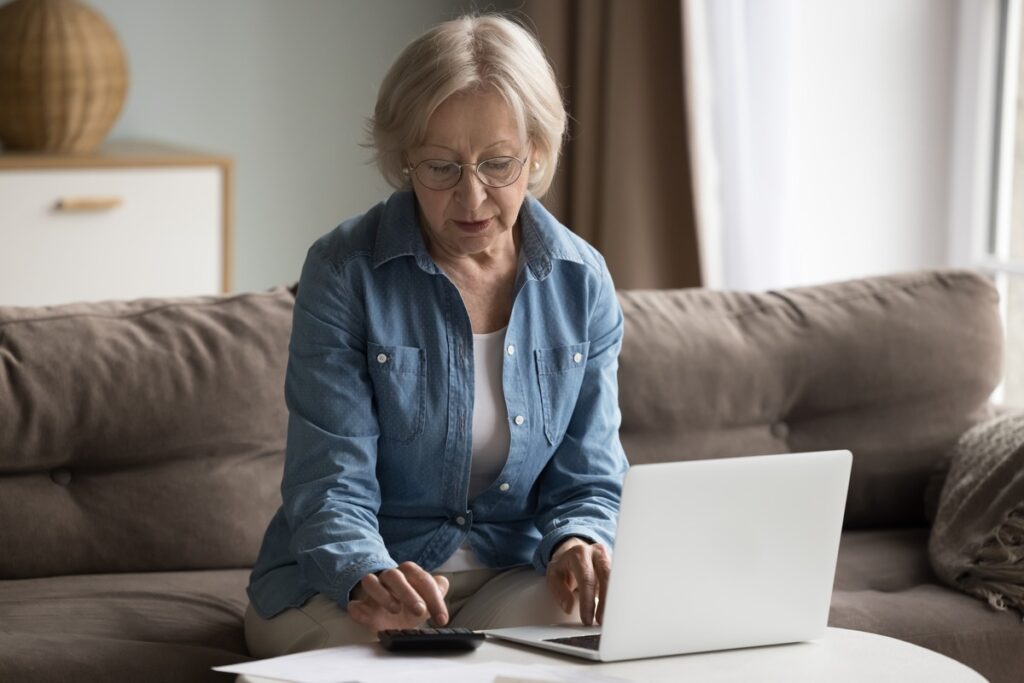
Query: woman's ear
400 152 414 185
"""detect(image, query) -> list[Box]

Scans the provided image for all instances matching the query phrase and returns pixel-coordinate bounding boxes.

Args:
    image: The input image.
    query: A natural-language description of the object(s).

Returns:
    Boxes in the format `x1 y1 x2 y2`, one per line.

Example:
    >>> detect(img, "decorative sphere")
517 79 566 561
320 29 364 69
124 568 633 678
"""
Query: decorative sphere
0 0 129 153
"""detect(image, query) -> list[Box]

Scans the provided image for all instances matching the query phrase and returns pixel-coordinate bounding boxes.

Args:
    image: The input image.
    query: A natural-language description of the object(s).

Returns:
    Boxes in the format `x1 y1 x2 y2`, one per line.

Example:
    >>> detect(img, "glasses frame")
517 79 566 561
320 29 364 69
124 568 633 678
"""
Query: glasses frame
404 154 529 191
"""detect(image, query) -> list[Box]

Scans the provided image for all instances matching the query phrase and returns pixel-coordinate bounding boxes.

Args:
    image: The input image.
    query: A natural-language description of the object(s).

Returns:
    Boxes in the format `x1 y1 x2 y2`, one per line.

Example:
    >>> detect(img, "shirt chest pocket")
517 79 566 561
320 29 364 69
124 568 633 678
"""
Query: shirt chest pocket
368 342 426 443
534 341 591 445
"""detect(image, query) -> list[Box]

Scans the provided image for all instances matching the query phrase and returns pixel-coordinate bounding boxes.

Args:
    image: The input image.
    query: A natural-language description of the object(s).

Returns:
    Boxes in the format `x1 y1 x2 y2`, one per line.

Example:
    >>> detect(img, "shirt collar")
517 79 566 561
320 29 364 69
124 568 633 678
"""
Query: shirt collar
372 191 584 280
372 192 437 273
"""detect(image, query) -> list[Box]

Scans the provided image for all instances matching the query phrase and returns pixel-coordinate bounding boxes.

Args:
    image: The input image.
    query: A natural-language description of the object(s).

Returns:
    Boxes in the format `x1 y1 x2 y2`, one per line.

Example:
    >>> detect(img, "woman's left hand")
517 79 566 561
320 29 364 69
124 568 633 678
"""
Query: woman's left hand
546 538 612 626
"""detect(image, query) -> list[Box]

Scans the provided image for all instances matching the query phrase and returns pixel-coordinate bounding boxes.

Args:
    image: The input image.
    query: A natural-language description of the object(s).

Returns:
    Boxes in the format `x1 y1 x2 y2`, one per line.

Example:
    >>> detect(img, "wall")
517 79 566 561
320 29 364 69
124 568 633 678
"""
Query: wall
29 1 967 294
89 0 477 292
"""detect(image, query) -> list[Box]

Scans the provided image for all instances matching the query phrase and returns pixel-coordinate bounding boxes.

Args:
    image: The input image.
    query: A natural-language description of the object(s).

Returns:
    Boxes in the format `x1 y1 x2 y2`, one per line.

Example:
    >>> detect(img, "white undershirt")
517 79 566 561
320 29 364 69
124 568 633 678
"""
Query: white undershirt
434 326 512 573
467 326 513 499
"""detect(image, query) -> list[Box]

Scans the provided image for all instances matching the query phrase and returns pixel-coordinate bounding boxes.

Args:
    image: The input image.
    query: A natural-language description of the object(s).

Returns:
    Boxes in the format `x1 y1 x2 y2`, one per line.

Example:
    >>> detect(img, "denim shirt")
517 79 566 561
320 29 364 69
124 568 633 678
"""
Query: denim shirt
247 191 627 618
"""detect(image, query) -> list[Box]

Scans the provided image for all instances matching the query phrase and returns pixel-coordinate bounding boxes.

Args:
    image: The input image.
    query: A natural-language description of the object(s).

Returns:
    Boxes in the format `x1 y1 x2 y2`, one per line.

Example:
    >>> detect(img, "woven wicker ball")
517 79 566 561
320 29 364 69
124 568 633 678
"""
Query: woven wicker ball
0 0 129 153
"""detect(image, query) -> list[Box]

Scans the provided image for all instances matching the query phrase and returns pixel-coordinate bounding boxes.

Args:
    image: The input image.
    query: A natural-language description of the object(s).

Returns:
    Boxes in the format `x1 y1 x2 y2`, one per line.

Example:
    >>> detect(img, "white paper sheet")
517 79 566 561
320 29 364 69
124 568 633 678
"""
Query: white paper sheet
213 644 628 683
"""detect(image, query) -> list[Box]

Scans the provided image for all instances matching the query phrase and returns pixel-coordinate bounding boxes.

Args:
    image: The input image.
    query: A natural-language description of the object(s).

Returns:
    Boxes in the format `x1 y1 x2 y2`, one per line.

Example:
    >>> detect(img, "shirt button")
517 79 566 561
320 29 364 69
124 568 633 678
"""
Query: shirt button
507 345 515 356
514 415 525 426
573 352 583 363
376 353 388 364
499 482 510 492
455 516 466 526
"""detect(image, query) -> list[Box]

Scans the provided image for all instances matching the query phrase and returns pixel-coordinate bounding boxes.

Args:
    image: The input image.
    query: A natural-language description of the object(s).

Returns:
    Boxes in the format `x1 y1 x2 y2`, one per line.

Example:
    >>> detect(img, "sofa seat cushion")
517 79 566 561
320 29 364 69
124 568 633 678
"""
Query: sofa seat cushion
831 529 1024 683
0 570 252 683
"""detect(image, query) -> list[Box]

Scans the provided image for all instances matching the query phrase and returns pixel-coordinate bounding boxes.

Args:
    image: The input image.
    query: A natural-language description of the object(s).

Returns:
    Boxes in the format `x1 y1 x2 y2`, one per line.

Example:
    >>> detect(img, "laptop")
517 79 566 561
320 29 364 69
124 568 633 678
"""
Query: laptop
485 450 852 662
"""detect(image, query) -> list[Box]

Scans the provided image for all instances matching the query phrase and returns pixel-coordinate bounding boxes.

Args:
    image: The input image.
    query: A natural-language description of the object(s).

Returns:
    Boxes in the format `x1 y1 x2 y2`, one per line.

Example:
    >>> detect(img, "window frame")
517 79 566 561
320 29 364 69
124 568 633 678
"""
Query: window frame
951 0 1024 406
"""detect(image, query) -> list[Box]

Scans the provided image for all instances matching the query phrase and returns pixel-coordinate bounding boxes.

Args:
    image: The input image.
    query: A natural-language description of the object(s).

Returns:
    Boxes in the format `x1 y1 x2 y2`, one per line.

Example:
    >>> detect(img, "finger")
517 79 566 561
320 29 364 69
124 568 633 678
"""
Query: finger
347 599 371 628
575 553 598 626
403 565 449 626
593 544 613 625
360 573 402 613
547 555 579 614
434 574 451 597
379 566 429 617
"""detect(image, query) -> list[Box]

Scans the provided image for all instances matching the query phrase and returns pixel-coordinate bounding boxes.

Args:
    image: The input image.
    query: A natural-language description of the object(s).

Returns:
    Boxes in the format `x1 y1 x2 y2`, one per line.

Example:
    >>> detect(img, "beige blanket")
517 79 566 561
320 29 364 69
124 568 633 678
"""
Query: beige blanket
929 412 1024 617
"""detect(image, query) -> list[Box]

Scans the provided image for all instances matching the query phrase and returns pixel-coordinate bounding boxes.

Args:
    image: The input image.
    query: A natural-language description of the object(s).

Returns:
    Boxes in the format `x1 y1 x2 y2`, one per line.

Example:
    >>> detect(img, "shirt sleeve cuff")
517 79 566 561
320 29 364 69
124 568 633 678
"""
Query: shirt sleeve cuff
329 555 399 610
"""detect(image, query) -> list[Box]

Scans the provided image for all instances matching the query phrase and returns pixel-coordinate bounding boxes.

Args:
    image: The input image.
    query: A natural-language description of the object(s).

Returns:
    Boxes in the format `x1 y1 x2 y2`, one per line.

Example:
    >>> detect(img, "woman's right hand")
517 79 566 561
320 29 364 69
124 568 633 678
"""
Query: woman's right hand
347 562 450 633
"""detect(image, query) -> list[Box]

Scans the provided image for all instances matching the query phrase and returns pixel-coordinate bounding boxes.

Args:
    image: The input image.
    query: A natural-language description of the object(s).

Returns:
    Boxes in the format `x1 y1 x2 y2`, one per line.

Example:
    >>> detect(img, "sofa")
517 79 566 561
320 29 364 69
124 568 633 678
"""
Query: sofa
0 269 1019 682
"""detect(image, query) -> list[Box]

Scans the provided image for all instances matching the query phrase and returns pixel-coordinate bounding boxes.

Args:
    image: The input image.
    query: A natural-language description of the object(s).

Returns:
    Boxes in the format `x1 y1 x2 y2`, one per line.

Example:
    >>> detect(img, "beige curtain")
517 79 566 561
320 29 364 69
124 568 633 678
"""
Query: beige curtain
523 0 702 289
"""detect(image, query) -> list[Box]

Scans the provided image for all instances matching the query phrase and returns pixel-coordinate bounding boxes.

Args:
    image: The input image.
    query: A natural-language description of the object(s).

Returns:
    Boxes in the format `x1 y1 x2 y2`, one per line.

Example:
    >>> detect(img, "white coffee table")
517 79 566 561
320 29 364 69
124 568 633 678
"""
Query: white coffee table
236 627 986 682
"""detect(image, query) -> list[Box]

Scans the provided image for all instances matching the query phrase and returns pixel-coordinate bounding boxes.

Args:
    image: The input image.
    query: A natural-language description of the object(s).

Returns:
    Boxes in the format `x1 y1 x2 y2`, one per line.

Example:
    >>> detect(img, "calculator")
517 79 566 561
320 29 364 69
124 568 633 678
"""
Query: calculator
378 627 486 652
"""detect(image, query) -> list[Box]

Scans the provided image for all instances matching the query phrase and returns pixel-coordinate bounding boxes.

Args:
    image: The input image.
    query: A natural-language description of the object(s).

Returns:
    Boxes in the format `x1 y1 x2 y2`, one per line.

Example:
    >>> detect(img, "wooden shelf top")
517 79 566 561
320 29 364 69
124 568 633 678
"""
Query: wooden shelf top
0 140 232 170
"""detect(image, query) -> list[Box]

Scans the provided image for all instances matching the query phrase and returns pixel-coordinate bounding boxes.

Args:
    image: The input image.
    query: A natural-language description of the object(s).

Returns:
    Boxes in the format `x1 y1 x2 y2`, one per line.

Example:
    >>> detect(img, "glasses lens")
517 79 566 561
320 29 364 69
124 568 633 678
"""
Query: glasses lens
477 157 522 187
416 161 461 189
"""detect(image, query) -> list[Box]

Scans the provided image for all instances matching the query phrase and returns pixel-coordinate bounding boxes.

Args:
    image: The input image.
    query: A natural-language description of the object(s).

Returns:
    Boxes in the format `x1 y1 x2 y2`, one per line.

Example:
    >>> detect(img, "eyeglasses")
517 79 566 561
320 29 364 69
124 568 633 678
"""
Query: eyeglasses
404 155 528 191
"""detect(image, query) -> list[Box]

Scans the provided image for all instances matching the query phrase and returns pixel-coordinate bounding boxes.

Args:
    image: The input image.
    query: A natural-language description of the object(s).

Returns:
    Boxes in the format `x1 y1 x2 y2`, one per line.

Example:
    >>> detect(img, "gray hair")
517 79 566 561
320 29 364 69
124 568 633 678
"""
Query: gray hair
369 15 566 197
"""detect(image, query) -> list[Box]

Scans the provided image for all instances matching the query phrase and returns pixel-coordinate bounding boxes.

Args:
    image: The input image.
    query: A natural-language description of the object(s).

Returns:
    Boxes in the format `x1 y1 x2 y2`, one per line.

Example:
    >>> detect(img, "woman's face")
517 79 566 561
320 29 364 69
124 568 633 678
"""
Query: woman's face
408 88 533 261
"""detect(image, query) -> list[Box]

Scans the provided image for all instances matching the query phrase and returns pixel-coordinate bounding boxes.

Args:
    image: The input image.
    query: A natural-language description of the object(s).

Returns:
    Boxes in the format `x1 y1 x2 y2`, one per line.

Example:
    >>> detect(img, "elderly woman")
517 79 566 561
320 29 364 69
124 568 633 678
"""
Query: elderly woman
245 14 628 657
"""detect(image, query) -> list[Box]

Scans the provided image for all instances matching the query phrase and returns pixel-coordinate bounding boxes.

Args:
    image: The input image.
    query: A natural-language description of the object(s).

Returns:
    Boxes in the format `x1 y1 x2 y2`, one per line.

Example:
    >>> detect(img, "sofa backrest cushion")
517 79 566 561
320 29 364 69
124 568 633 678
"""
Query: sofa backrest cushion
0 270 1003 579
0 289 293 579
617 270 1003 529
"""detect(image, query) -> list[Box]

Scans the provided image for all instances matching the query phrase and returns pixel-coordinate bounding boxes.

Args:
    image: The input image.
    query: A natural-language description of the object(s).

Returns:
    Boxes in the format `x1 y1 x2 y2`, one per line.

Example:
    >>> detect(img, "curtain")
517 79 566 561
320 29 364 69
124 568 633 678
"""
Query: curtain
522 0 703 289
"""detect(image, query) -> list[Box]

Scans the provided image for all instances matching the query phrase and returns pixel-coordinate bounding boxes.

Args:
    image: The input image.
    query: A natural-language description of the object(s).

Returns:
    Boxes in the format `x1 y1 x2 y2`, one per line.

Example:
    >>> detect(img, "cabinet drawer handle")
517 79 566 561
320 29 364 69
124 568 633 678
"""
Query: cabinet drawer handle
55 196 124 212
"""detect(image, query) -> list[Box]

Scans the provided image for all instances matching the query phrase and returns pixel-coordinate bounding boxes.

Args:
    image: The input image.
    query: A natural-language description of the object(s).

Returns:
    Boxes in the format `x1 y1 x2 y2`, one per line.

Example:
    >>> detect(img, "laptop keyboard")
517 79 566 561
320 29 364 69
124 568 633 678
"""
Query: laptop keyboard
543 634 601 650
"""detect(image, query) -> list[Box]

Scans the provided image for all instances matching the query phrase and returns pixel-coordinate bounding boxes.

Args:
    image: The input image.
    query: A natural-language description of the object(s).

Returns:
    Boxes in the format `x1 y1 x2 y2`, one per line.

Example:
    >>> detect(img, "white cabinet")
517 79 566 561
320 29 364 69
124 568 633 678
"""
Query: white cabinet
0 141 232 306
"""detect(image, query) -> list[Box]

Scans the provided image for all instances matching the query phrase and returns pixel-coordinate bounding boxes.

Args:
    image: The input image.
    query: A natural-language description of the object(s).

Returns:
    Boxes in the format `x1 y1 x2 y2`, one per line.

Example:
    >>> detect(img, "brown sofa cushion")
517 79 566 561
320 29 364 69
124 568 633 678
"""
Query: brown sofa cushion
0 570 251 682
617 270 1002 528
0 270 1002 579
929 413 1024 615
0 290 294 579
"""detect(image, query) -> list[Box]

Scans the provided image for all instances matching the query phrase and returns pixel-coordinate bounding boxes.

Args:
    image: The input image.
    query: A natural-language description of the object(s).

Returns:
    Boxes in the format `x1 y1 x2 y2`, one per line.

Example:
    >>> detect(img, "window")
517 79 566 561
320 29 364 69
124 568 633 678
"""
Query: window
989 0 1024 407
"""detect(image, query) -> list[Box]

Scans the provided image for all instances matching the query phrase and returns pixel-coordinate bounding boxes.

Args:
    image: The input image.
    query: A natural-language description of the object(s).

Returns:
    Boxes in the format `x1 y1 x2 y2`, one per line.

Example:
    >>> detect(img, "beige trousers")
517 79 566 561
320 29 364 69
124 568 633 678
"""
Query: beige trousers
244 566 577 659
